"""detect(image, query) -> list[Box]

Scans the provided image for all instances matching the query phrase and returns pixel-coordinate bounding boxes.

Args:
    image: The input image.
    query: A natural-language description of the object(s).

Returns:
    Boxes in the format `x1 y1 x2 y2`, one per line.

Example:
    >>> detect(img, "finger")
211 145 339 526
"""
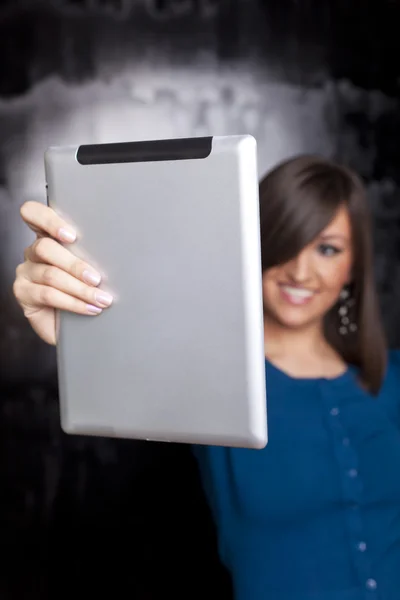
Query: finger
27 263 113 308
15 279 104 316
25 237 102 286
20 201 77 243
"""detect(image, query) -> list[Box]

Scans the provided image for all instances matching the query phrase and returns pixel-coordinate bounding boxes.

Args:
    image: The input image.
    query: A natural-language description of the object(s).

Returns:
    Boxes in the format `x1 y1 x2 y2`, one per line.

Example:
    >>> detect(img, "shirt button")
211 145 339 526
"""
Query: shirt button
342 437 350 446
366 578 377 590
330 407 340 416
348 468 358 478
357 541 367 552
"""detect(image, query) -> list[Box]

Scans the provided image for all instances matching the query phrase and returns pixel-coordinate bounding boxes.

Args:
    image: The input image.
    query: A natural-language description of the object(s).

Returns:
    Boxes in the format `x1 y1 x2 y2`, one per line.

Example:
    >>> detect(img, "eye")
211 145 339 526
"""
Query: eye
317 243 343 257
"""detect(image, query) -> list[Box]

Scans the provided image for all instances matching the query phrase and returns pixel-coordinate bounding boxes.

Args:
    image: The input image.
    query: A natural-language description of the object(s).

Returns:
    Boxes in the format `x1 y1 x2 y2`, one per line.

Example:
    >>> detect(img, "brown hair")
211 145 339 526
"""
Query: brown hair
259 154 387 394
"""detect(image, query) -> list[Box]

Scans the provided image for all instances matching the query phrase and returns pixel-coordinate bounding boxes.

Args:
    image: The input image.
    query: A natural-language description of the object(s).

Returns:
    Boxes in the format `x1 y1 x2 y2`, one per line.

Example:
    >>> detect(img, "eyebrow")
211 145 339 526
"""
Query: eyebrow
319 233 349 242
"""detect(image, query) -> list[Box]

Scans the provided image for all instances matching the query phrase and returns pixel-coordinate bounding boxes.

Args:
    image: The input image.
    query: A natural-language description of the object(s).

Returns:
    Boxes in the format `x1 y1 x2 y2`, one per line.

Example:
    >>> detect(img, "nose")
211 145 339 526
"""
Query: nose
285 250 313 283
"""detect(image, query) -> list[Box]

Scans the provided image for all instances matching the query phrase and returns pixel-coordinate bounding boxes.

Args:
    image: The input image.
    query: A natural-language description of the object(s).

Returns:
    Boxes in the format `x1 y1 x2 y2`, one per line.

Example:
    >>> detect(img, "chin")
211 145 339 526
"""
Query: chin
271 309 320 331
278 318 313 330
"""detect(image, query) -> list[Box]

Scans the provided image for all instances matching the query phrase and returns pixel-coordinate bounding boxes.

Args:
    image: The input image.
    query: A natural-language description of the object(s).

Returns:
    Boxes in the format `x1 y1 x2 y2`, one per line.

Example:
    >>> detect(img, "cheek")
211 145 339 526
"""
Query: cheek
262 273 285 314
262 270 279 301
319 256 352 293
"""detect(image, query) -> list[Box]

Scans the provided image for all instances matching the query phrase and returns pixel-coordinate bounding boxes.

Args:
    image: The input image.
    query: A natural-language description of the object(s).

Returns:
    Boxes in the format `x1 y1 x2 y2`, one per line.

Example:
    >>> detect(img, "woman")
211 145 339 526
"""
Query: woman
13 155 400 599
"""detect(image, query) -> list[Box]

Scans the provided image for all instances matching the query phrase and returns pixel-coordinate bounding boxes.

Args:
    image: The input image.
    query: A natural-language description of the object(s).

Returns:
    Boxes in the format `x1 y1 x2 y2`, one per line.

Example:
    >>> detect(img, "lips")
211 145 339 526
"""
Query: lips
279 284 315 305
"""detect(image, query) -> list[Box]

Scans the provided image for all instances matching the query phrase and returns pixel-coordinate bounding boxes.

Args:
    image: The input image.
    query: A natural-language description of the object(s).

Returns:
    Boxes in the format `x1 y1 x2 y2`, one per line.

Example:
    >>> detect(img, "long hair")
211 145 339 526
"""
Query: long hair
259 155 387 394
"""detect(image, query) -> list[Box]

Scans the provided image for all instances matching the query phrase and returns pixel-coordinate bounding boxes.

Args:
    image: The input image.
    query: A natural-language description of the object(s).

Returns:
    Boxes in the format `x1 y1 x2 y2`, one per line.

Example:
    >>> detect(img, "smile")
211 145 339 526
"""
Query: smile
279 285 316 305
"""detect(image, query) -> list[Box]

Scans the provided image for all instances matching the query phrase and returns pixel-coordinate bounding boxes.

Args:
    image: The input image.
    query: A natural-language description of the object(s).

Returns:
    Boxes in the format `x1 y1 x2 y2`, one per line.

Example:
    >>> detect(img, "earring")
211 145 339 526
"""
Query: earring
338 287 357 335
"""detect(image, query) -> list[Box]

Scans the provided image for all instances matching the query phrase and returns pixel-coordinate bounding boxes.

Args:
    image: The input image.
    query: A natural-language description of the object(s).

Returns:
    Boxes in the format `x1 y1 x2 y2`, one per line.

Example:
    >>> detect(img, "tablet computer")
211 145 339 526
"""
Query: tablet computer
44 135 267 448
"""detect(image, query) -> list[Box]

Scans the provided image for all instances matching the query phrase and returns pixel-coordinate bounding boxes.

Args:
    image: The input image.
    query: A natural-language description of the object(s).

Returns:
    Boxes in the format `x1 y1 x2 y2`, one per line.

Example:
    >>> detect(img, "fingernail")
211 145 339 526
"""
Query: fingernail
83 270 101 286
87 304 102 314
95 291 113 307
58 227 76 243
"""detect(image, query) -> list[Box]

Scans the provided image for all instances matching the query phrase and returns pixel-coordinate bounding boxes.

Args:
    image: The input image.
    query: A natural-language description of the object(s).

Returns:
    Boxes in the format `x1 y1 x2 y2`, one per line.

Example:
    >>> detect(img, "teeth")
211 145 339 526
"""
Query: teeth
282 286 313 298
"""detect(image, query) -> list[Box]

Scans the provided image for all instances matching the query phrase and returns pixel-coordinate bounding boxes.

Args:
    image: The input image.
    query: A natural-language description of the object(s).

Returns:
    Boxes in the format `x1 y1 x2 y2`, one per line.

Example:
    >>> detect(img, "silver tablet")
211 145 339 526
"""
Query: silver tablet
44 135 267 448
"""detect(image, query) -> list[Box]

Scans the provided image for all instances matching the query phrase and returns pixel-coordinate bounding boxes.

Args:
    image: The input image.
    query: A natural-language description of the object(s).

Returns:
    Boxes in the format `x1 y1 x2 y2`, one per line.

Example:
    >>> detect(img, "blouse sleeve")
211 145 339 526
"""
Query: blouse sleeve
191 444 229 565
191 445 219 523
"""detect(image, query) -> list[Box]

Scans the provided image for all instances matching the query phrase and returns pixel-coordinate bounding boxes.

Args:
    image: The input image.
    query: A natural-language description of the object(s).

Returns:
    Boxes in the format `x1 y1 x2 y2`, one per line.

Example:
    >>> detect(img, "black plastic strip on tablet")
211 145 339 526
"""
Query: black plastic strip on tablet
76 137 213 165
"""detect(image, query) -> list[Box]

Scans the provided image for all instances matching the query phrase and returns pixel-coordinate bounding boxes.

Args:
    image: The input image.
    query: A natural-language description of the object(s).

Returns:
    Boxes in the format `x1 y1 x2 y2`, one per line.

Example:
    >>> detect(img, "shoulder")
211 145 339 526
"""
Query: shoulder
385 349 400 380
388 348 400 364
378 349 400 403
376 350 400 425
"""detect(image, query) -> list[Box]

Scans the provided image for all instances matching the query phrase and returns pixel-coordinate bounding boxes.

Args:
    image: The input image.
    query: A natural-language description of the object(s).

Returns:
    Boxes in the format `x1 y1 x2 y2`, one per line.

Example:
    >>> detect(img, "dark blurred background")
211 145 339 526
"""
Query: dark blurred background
1 0 400 598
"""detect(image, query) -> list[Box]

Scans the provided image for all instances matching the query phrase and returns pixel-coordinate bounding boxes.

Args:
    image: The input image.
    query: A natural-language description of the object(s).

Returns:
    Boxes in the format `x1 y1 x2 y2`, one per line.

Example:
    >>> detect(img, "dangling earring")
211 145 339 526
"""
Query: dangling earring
338 286 357 335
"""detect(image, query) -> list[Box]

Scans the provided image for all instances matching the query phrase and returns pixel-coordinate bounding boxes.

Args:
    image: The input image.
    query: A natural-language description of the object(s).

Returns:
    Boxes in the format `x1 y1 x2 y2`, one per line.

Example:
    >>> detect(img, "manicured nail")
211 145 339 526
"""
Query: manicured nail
87 304 102 314
95 291 113 307
58 227 76 243
83 270 101 286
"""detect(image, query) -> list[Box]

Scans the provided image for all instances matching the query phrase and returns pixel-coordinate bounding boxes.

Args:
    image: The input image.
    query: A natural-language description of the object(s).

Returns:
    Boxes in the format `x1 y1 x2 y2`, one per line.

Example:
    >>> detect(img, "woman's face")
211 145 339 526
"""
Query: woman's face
262 205 353 331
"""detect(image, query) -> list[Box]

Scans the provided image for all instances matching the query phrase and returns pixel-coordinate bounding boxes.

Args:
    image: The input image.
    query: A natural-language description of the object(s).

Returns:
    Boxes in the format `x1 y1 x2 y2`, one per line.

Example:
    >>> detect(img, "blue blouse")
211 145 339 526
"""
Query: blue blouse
192 351 400 600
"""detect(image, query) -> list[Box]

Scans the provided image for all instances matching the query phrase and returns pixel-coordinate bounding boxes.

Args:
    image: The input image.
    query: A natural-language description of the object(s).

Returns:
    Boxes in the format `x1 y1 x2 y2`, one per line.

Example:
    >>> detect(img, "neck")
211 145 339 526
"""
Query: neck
264 314 329 360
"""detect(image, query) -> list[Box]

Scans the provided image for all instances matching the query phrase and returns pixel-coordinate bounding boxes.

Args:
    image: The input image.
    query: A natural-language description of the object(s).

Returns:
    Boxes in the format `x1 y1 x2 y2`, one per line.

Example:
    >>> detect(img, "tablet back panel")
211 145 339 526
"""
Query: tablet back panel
45 135 267 448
